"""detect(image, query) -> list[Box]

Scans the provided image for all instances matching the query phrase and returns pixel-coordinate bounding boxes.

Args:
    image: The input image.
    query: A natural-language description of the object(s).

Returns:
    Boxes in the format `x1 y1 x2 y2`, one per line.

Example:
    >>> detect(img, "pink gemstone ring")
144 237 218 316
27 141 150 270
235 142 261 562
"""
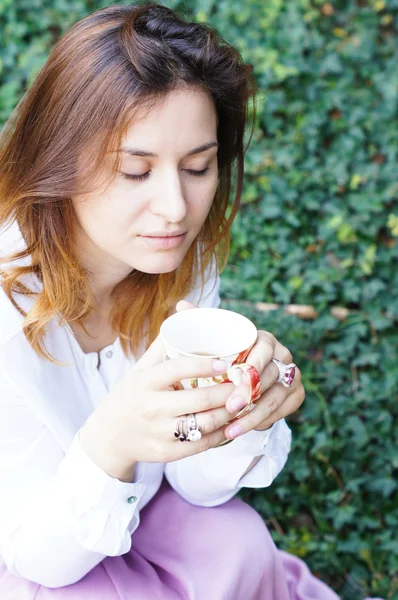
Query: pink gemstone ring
271 358 296 388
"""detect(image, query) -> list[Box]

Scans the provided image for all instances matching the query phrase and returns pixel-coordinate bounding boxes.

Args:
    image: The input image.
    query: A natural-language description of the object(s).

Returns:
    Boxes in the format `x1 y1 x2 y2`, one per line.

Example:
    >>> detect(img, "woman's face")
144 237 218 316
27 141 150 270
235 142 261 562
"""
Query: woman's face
71 87 218 280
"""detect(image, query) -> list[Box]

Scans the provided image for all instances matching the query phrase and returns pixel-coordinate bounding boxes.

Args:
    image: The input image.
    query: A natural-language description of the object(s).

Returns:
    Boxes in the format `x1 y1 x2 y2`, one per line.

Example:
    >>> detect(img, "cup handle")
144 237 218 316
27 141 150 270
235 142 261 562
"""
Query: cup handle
216 363 263 447
224 362 262 418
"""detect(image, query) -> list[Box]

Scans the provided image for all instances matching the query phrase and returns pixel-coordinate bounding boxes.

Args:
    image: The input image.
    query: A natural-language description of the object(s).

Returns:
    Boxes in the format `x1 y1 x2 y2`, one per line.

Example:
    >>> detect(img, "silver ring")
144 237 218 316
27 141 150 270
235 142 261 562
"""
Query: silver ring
174 419 186 442
185 413 202 442
271 358 296 388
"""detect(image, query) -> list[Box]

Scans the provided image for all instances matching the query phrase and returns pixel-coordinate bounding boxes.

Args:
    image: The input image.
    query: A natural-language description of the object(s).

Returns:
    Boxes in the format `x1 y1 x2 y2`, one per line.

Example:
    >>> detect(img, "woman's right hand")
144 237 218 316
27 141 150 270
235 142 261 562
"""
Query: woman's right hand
79 337 236 481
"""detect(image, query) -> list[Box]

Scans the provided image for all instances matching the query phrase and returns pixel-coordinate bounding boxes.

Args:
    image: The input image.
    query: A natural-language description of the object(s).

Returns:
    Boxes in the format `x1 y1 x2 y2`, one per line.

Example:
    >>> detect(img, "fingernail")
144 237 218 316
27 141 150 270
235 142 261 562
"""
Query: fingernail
229 397 246 412
213 360 227 373
228 424 243 439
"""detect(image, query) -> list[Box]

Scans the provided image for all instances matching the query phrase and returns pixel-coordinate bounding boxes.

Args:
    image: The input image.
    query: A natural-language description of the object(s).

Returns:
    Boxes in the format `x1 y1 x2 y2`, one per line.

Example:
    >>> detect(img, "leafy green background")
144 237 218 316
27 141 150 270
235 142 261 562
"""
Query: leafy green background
0 0 397 598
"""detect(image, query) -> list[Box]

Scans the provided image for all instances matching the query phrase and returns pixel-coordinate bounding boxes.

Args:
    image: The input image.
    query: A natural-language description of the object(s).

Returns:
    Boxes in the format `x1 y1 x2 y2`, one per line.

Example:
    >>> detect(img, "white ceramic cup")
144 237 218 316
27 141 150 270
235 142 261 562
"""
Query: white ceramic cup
159 308 262 413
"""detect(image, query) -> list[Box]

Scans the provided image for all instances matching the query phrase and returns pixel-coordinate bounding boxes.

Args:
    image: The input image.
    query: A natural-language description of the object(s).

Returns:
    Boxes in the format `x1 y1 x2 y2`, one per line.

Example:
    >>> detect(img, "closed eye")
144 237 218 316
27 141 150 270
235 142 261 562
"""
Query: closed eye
185 167 209 176
121 167 210 182
121 171 151 181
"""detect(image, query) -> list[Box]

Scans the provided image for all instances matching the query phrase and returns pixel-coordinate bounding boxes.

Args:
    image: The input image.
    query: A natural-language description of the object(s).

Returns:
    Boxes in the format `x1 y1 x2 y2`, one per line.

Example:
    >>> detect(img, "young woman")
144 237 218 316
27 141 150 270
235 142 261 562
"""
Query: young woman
0 4 381 599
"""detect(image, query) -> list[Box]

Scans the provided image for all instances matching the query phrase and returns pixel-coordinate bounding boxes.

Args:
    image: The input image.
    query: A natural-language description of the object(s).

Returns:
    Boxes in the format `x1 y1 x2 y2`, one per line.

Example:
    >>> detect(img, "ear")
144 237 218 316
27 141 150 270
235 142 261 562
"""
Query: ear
175 300 198 312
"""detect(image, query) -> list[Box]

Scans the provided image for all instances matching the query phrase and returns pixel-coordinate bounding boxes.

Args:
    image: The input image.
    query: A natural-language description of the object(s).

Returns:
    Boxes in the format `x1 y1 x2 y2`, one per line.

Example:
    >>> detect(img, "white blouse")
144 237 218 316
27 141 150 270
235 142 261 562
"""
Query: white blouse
0 221 292 588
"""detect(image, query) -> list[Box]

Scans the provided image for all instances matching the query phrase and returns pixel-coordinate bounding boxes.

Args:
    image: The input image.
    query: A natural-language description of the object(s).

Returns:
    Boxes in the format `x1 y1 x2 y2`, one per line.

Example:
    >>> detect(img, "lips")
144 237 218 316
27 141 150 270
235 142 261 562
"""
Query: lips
141 231 187 237
139 232 187 249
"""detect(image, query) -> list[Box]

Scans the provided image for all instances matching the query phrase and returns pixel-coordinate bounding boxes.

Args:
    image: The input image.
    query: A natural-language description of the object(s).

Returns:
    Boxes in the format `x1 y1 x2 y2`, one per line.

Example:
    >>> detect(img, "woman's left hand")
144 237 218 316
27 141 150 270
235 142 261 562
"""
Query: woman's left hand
223 329 305 440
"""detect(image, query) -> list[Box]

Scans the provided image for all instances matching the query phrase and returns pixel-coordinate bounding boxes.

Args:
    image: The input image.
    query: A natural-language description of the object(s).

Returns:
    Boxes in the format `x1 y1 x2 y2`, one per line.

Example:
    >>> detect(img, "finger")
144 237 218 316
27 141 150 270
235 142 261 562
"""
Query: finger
225 376 251 413
225 362 277 414
253 367 304 428
170 381 236 416
224 368 303 439
247 330 276 372
176 300 197 312
167 427 229 461
225 332 276 412
224 384 286 439
148 356 228 391
253 388 305 432
169 402 237 437
134 335 165 371
225 358 295 414
225 332 295 413
196 405 236 434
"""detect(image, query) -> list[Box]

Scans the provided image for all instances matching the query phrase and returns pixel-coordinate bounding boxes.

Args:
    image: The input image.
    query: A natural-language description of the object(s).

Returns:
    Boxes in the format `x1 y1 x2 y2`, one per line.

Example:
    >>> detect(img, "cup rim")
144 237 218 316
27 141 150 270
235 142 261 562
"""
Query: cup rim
159 307 257 358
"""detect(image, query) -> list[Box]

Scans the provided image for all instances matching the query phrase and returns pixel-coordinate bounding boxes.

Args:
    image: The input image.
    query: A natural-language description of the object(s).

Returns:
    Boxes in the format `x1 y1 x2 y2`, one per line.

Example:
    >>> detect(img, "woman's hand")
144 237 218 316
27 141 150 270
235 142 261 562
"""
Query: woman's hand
223 329 305 440
80 300 304 481
176 301 305 442
79 337 237 480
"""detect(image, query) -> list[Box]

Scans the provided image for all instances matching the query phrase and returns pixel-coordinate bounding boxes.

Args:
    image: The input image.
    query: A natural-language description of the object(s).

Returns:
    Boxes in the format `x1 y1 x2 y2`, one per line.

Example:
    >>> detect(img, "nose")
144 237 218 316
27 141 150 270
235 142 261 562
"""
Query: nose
150 168 187 223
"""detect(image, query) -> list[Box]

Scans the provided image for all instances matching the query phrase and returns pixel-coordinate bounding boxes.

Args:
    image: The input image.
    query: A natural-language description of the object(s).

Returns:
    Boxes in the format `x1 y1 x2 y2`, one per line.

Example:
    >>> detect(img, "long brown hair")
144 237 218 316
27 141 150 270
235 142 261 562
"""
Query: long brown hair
0 3 256 363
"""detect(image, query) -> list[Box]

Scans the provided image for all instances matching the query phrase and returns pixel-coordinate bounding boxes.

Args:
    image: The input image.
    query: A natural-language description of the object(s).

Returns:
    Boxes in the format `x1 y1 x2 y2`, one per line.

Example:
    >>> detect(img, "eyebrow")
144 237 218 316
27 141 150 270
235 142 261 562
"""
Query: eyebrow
120 141 218 158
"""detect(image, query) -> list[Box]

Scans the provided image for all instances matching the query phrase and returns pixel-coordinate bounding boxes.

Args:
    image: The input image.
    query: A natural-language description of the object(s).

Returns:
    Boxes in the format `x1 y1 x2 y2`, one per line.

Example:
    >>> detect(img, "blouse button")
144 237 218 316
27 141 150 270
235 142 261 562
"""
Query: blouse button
127 495 137 504
106 350 113 358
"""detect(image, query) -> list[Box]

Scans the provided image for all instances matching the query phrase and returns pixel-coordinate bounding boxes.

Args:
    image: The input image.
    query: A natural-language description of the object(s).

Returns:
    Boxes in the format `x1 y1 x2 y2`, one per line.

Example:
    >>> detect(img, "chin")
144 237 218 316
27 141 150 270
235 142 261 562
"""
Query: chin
131 254 187 275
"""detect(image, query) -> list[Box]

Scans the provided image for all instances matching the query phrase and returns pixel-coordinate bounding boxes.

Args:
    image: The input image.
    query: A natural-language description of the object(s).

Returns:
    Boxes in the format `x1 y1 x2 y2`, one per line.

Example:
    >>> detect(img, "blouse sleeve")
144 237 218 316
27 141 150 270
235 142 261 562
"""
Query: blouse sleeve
165 264 293 506
0 375 146 588
164 421 291 507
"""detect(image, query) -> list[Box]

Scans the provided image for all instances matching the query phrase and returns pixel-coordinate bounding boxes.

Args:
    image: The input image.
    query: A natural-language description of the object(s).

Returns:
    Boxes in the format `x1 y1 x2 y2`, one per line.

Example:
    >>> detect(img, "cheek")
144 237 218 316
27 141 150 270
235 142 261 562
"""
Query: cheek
72 193 122 243
188 193 214 225
194 173 218 209
202 176 218 213
74 199 101 231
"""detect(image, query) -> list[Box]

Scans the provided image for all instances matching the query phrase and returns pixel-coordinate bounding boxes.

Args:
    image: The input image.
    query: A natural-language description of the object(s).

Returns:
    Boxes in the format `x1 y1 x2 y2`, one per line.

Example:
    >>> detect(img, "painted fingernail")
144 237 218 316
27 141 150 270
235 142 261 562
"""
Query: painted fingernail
212 360 227 373
229 397 246 412
228 424 243 439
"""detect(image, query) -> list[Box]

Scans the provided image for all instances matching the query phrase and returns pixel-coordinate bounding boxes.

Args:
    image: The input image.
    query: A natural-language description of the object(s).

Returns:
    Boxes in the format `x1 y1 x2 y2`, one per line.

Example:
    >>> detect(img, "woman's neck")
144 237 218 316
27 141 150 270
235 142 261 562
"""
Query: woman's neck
69 303 118 355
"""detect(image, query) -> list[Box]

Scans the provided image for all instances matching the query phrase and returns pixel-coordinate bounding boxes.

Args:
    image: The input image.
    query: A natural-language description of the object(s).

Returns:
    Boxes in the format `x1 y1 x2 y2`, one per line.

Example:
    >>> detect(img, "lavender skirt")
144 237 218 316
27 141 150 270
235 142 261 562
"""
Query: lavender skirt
0 481 382 600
